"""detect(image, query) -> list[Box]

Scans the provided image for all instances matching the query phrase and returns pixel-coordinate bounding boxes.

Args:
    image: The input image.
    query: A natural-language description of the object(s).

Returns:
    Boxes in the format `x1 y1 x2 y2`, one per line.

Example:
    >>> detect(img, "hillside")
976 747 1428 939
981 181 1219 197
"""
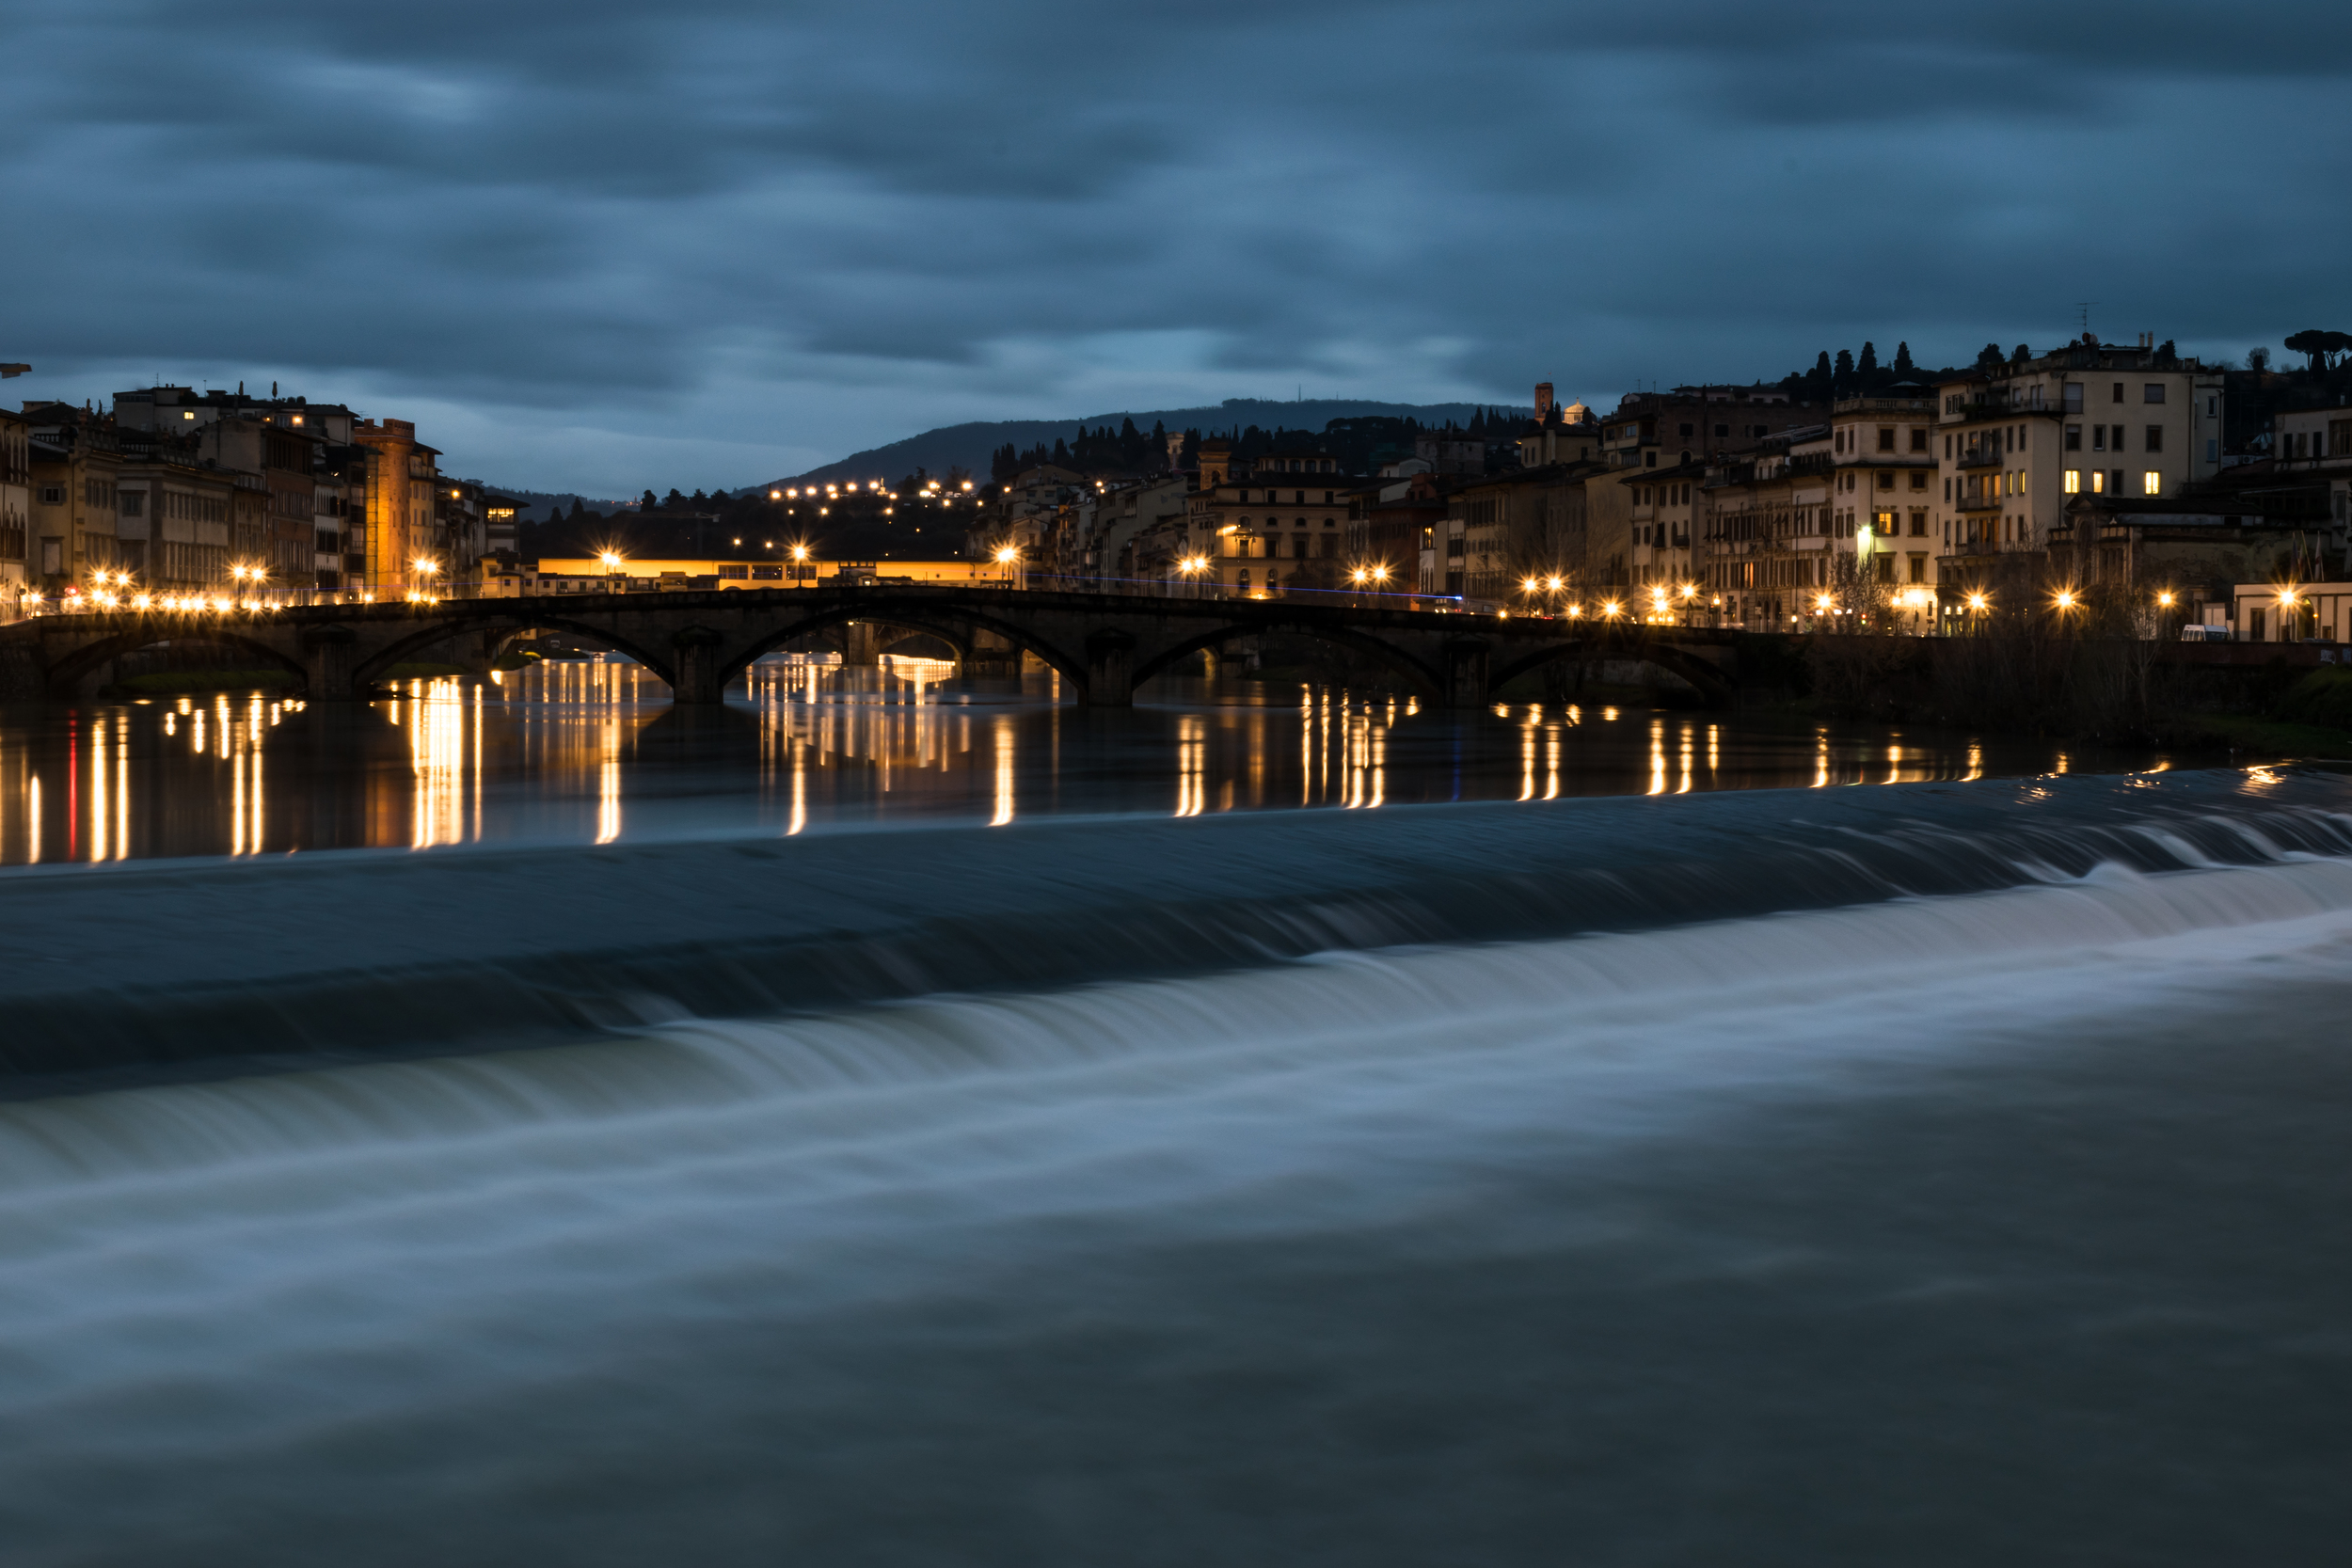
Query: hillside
767 398 1528 488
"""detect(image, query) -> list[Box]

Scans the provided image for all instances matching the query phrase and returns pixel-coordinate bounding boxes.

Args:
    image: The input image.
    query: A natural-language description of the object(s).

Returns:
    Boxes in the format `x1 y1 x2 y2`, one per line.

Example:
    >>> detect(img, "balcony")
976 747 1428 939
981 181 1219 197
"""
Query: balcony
1955 496 2004 513
1954 449 2002 469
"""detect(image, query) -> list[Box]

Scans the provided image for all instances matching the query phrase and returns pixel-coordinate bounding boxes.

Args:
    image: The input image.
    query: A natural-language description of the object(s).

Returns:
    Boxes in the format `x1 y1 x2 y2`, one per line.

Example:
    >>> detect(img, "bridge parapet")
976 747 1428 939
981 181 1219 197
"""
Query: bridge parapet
0 589 1759 708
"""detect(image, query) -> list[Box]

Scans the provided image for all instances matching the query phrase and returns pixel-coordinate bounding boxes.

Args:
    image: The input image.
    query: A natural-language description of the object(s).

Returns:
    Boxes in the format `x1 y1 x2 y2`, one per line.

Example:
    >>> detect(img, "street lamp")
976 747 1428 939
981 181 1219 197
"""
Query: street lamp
598 550 623 593
789 543 811 587
1181 555 1209 598
994 544 1021 588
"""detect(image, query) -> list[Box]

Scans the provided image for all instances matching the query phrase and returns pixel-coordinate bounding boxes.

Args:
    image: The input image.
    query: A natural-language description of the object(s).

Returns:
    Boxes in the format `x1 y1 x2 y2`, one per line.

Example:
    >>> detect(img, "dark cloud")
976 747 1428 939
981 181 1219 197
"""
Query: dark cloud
4 0 2348 491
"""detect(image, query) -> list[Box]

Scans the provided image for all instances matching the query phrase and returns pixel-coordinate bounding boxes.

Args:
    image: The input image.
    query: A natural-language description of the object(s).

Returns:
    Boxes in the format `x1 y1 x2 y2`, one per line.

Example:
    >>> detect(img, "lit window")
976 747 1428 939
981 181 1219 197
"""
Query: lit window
2142 471 2162 496
2090 471 2105 494
2064 469 2081 494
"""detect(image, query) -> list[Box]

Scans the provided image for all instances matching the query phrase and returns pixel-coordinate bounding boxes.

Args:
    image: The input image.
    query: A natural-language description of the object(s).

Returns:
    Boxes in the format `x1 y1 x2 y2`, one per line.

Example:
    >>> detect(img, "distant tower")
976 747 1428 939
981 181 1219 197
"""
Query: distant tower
1167 431 1184 469
1534 382 1555 424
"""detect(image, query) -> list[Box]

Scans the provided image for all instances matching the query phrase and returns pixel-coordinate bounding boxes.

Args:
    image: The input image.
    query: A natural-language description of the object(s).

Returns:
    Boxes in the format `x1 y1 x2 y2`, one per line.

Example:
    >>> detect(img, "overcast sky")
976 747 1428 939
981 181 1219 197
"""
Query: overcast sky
6 1 2347 494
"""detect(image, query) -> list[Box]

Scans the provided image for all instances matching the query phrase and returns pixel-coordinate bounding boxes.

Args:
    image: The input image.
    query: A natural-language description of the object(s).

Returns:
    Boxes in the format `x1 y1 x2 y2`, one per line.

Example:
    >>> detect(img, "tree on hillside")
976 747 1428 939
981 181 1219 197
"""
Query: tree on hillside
640 490 658 510
2247 347 2272 372
2284 328 2352 372
1857 342 1880 388
1975 342 2005 372
1892 341 1916 379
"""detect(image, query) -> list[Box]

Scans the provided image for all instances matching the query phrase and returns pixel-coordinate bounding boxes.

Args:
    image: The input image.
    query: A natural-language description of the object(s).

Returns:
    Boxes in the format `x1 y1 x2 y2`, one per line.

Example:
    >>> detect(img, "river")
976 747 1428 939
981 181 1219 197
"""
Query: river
0 659 2343 1564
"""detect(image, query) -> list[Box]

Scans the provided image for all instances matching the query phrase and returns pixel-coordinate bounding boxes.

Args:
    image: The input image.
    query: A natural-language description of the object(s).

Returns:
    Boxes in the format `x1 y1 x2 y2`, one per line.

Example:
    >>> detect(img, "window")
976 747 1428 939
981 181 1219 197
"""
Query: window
2207 396 2217 418
2064 383 2085 413
1293 491 1305 504
2143 471 2162 496
1911 428 1929 452
2110 469 2125 495
2065 469 2082 494
2145 424 2163 452
1679 422 1694 438
2065 425 2082 451
1909 470 1927 491
1876 471 1895 490
2111 382 2125 404
2092 427 2106 452
2091 470 2105 494
38 485 63 505
119 491 143 517
1910 509 1928 536
1877 428 1896 451
2144 384 2166 404
2207 438 2217 462
1944 478 1953 501
1909 557 1927 583
1645 451 1656 467
1945 435 1954 458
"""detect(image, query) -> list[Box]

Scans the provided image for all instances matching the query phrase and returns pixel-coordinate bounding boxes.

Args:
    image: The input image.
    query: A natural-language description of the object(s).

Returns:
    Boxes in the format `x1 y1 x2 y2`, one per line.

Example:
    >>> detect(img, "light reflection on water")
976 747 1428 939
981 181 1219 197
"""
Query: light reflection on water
0 652 2169 866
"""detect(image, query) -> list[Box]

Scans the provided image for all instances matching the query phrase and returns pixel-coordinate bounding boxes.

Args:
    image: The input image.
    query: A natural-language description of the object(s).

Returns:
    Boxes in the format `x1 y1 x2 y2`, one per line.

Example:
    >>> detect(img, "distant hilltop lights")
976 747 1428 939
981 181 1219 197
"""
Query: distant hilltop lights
772 480 973 499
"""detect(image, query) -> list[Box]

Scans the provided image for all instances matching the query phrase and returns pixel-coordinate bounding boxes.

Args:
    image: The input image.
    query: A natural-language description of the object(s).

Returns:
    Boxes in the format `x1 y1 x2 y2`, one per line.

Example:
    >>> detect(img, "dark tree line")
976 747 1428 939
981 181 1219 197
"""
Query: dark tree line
990 418 1173 482
1780 341 1930 403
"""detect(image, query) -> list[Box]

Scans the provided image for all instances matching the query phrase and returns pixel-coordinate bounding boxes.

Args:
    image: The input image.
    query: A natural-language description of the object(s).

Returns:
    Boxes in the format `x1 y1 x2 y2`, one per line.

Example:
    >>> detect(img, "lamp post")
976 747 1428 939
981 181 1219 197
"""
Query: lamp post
598 550 623 594
994 544 1021 590
412 556 441 604
789 543 810 587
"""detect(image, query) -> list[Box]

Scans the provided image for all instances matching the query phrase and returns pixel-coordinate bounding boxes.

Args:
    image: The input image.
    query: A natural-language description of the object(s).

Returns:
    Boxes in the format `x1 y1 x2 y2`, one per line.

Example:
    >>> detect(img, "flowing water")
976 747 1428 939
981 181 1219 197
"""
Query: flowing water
0 666 2344 1563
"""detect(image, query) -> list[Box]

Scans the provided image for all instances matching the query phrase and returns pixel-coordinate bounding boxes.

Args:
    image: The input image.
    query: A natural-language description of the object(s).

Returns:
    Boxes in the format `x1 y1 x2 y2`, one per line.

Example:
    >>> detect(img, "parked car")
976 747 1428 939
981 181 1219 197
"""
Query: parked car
2178 624 2233 641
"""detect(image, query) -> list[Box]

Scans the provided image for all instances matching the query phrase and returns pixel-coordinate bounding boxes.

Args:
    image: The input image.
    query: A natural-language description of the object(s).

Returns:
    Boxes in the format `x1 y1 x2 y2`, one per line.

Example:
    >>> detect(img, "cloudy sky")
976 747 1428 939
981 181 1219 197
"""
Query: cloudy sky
5 1 2346 494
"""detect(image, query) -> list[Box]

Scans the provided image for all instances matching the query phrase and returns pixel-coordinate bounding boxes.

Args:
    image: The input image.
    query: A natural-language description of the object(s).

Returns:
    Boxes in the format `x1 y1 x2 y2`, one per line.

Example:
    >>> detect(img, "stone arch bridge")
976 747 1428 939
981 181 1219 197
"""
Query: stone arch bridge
0 586 1756 707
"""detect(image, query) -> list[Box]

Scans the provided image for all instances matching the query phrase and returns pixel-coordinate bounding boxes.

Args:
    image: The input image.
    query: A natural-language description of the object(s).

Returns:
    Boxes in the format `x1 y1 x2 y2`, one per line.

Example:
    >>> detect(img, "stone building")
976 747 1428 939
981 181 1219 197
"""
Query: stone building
1933 335 2227 588
0 407 28 607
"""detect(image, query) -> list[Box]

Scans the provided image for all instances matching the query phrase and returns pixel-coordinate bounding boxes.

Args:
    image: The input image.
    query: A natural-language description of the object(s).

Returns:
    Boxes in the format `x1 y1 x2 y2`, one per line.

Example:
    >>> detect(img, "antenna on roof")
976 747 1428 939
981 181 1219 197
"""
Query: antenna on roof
2076 301 2095 335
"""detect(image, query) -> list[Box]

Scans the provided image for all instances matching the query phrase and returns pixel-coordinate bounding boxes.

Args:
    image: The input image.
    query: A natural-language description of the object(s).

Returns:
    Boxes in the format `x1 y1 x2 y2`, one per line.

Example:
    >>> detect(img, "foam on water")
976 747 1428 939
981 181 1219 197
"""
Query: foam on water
1 855 2349 1561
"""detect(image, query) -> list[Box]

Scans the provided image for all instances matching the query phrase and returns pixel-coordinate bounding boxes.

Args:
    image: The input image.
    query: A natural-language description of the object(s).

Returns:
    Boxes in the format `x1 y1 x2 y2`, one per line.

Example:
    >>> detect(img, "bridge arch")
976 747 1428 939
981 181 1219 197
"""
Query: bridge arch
1486 635 1734 705
1128 619 1445 701
720 599 1082 694
40 625 308 698
351 612 679 689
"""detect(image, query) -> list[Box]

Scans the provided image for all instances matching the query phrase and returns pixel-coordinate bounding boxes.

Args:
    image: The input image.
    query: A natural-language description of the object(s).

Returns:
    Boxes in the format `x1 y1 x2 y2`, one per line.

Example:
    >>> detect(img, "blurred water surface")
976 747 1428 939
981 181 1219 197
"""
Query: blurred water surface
0 653 2169 864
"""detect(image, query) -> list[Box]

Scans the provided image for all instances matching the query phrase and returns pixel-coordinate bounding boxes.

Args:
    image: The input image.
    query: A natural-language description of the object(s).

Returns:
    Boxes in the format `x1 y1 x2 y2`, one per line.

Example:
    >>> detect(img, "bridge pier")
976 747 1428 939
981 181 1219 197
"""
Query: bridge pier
303 625 358 701
671 626 723 705
966 627 1020 678
1083 628 1136 708
1443 637 1490 708
843 621 882 667
0 640 41 703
